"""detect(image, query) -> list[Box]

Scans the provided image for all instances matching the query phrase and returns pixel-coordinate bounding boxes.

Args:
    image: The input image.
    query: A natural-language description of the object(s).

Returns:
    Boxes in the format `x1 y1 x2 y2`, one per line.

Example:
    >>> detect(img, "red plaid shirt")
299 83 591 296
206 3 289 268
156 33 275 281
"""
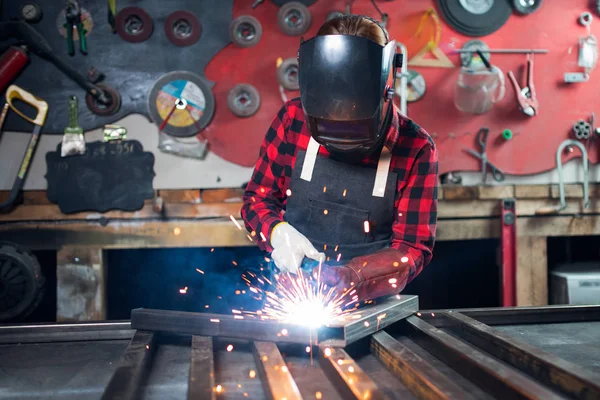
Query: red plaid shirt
241 98 438 282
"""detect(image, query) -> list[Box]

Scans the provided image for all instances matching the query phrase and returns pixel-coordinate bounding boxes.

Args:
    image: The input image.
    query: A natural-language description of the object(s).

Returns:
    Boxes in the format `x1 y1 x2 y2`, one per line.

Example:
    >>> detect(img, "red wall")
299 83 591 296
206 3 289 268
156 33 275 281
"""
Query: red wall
205 0 599 176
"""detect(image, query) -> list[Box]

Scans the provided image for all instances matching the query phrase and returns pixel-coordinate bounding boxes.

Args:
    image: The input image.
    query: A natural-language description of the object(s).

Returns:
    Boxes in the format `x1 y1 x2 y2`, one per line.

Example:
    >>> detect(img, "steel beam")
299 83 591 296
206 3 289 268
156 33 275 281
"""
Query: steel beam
101 330 155 400
370 331 476 400
188 336 216 400
404 316 565 400
131 295 418 346
319 345 385 400
253 341 302 400
0 321 133 344
419 305 600 326
442 311 600 399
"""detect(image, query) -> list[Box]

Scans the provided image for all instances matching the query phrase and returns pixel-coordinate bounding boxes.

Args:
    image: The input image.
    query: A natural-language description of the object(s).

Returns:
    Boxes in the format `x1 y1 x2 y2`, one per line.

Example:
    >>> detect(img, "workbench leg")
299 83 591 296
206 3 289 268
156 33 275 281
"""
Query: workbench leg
516 237 548 306
56 247 107 322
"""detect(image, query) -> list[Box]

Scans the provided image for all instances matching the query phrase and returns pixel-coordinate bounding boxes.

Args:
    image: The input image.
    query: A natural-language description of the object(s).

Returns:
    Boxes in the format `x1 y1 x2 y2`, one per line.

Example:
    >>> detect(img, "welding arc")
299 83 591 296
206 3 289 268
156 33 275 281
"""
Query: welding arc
115 6 154 43
437 0 512 37
164 10 201 47
147 71 215 138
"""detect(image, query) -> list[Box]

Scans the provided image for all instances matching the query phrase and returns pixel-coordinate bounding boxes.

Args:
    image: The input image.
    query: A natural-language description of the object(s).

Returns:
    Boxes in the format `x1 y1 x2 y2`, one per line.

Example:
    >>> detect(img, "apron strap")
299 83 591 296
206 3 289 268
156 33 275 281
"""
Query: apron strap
300 136 320 182
372 146 392 197
300 136 391 197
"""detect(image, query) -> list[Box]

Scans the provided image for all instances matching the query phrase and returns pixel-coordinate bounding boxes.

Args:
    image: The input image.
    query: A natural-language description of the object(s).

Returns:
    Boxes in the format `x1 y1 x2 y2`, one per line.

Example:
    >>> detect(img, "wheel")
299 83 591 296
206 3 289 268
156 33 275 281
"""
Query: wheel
230 15 263 48
227 84 261 117
277 2 312 36
0 242 45 322
277 57 299 90
114 6 154 43
85 83 121 116
164 10 202 47
437 0 512 37
512 0 542 15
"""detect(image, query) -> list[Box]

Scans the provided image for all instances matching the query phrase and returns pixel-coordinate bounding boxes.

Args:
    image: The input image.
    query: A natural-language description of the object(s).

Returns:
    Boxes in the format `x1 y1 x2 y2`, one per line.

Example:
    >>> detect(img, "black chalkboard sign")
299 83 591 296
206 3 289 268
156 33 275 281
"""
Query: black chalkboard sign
45 140 155 213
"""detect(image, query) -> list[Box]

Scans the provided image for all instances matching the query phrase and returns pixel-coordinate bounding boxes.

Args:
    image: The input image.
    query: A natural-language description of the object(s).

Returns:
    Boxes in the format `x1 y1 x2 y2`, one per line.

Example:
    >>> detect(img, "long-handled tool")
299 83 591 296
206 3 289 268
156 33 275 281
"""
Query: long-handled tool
63 0 87 56
0 85 48 212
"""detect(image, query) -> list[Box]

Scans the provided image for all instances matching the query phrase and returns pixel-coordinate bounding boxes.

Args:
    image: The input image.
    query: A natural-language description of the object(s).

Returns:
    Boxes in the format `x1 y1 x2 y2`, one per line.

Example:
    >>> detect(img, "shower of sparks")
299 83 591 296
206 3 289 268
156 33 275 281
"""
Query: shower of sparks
242 264 354 328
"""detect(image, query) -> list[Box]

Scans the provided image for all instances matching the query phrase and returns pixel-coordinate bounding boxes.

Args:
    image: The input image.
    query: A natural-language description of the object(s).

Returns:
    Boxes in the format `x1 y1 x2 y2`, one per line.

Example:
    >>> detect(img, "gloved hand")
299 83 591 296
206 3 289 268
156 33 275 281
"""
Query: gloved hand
318 248 411 304
270 222 325 275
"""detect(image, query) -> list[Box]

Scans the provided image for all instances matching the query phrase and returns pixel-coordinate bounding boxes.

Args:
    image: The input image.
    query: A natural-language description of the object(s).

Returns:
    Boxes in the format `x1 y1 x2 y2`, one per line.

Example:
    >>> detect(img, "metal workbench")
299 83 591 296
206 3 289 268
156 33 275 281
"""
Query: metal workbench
1 303 599 400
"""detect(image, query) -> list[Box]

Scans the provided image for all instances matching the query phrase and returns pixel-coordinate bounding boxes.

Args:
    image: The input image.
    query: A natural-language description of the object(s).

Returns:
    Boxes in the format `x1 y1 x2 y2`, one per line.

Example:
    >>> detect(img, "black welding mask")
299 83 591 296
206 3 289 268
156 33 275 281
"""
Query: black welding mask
298 33 403 161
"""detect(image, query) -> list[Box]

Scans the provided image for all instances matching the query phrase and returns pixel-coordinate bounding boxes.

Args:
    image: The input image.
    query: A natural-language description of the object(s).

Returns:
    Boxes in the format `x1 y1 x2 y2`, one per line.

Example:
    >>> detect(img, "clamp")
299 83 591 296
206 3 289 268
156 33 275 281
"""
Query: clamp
507 54 538 116
64 0 87 56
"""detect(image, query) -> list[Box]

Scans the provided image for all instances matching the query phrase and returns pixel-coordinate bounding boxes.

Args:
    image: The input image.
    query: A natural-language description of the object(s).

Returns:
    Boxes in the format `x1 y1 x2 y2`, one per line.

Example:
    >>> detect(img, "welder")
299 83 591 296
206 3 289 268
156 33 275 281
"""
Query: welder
241 15 439 303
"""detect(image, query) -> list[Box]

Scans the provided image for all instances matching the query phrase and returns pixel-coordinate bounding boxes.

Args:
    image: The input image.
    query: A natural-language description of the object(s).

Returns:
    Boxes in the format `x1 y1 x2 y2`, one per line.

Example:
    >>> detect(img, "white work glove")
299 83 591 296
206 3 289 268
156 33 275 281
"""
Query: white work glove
270 222 325 275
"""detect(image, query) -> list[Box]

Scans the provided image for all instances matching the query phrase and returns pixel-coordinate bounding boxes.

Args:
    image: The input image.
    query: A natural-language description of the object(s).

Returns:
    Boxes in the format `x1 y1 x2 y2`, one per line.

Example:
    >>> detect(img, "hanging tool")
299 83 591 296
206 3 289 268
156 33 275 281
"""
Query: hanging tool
0 21 120 113
0 85 48 212
63 0 87 56
507 54 538 117
408 9 454 68
0 46 29 93
536 140 589 215
61 95 86 157
500 198 517 307
464 128 505 183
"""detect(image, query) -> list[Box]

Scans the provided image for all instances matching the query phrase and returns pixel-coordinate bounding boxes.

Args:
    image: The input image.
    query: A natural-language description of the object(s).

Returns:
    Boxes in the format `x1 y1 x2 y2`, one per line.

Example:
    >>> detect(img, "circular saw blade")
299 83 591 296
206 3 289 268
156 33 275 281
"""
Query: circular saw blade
147 71 215 138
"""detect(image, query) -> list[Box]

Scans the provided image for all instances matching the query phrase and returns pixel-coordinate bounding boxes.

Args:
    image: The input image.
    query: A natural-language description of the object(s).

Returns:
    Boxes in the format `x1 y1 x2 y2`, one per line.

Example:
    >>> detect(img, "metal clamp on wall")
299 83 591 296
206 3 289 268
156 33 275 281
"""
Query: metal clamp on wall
536 140 589 215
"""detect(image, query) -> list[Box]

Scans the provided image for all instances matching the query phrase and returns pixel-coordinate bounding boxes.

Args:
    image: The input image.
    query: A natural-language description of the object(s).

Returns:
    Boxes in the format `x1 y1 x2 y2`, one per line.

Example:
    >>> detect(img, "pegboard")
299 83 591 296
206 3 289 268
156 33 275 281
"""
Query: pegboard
203 0 600 176
1 0 233 134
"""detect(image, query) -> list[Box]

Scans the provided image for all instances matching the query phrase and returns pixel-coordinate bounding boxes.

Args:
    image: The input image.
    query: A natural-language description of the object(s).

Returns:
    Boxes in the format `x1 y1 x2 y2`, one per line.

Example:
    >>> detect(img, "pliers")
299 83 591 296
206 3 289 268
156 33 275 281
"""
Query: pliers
464 128 505 183
64 0 87 56
507 54 538 117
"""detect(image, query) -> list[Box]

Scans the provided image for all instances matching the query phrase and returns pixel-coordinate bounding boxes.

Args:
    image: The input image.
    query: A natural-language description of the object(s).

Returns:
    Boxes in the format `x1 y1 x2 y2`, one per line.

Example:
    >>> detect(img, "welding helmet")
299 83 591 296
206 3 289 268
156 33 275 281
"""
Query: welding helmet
298 20 403 161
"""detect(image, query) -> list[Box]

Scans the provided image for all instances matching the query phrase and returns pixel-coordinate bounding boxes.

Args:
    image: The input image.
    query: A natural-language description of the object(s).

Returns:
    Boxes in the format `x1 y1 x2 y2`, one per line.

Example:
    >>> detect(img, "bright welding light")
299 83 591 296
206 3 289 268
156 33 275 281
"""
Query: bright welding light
278 299 331 328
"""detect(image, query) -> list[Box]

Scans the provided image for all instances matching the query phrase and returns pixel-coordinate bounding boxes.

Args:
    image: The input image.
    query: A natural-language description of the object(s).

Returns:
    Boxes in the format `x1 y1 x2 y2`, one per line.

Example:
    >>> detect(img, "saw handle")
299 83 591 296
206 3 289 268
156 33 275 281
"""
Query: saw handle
6 84 48 126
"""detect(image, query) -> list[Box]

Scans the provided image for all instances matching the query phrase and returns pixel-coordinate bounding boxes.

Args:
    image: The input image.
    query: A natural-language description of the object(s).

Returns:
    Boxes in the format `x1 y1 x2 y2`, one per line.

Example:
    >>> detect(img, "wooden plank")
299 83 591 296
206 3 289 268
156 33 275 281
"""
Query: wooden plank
202 188 245 203
516 237 548 307
253 341 302 400
550 183 600 199
56 247 107 321
0 202 244 222
157 190 201 203
440 186 478 201
477 185 515 200
437 184 443 200
188 336 216 400
437 201 499 218
514 185 550 199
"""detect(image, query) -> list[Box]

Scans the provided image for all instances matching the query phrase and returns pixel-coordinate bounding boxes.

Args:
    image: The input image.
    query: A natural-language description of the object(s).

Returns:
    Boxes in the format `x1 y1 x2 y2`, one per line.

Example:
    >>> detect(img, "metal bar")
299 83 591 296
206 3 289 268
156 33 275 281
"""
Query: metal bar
0 321 133 344
253 341 302 400
419 305 600 326
404 316 565 400
370 331 475 400
442 311 600 399
101 330 155 400
131 308 338 344
454 49 549 54
319 345 386 400
188 336 216 400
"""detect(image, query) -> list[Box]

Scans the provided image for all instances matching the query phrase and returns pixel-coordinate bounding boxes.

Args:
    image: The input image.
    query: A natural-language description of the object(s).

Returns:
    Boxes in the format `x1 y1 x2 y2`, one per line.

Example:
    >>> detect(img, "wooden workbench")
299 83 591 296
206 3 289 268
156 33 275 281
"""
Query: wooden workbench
0 184 596 321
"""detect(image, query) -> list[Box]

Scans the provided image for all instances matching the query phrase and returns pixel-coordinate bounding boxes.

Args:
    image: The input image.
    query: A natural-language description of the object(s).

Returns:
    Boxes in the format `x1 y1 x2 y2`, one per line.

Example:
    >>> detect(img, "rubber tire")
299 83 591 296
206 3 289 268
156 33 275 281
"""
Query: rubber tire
271 0 317 6
277 2 312 36
277 57 299 90
437 0 512 37
0 242 45 322
227 84 261 117
230 15 263 48
512 0 542 15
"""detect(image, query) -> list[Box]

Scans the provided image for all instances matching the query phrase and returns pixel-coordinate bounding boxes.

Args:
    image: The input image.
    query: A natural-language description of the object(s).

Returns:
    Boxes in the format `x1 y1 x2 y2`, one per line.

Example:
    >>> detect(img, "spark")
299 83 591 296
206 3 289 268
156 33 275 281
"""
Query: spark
173 227 181 236
431 312 435 317
396 294 401 299
393 261 399 267
337 359 343 365
286 189 292 196
145 344 149 350
281 365 289 373
323 186 327 192
324 348 332 357
260 232 267 242
227 344 234 352
389 278 397 284
196 268 204 274
324 244 327 250
342 189 347 196
401 256 409 263
251 231 257 237
249 370 256 378
348 366 355 373
235 290 241 295
260 187 265 193
364 321 370 327
334 245 339 252
306 346 311 353
230 215 242 230
215 385 223 393
179 286 188 294
234 315 244 319
232 309 242 314
323 209 328 215
416 312 422 317
247 234 254 242
210 248 215 252
205 305 209 308
364 221 370 233
237 384 242 388
337 253 342 262
264 257 271 262
398 212 403 217
210 318 220 323
244 393 248 397
316 392 323 399
392 284 397 288
232 261 238 266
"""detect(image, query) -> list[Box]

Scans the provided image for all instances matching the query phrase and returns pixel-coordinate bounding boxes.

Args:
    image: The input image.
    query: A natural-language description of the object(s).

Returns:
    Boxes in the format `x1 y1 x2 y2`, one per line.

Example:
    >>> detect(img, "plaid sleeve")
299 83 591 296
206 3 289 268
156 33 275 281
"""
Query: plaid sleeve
391 141 439 283
241 103 292 252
